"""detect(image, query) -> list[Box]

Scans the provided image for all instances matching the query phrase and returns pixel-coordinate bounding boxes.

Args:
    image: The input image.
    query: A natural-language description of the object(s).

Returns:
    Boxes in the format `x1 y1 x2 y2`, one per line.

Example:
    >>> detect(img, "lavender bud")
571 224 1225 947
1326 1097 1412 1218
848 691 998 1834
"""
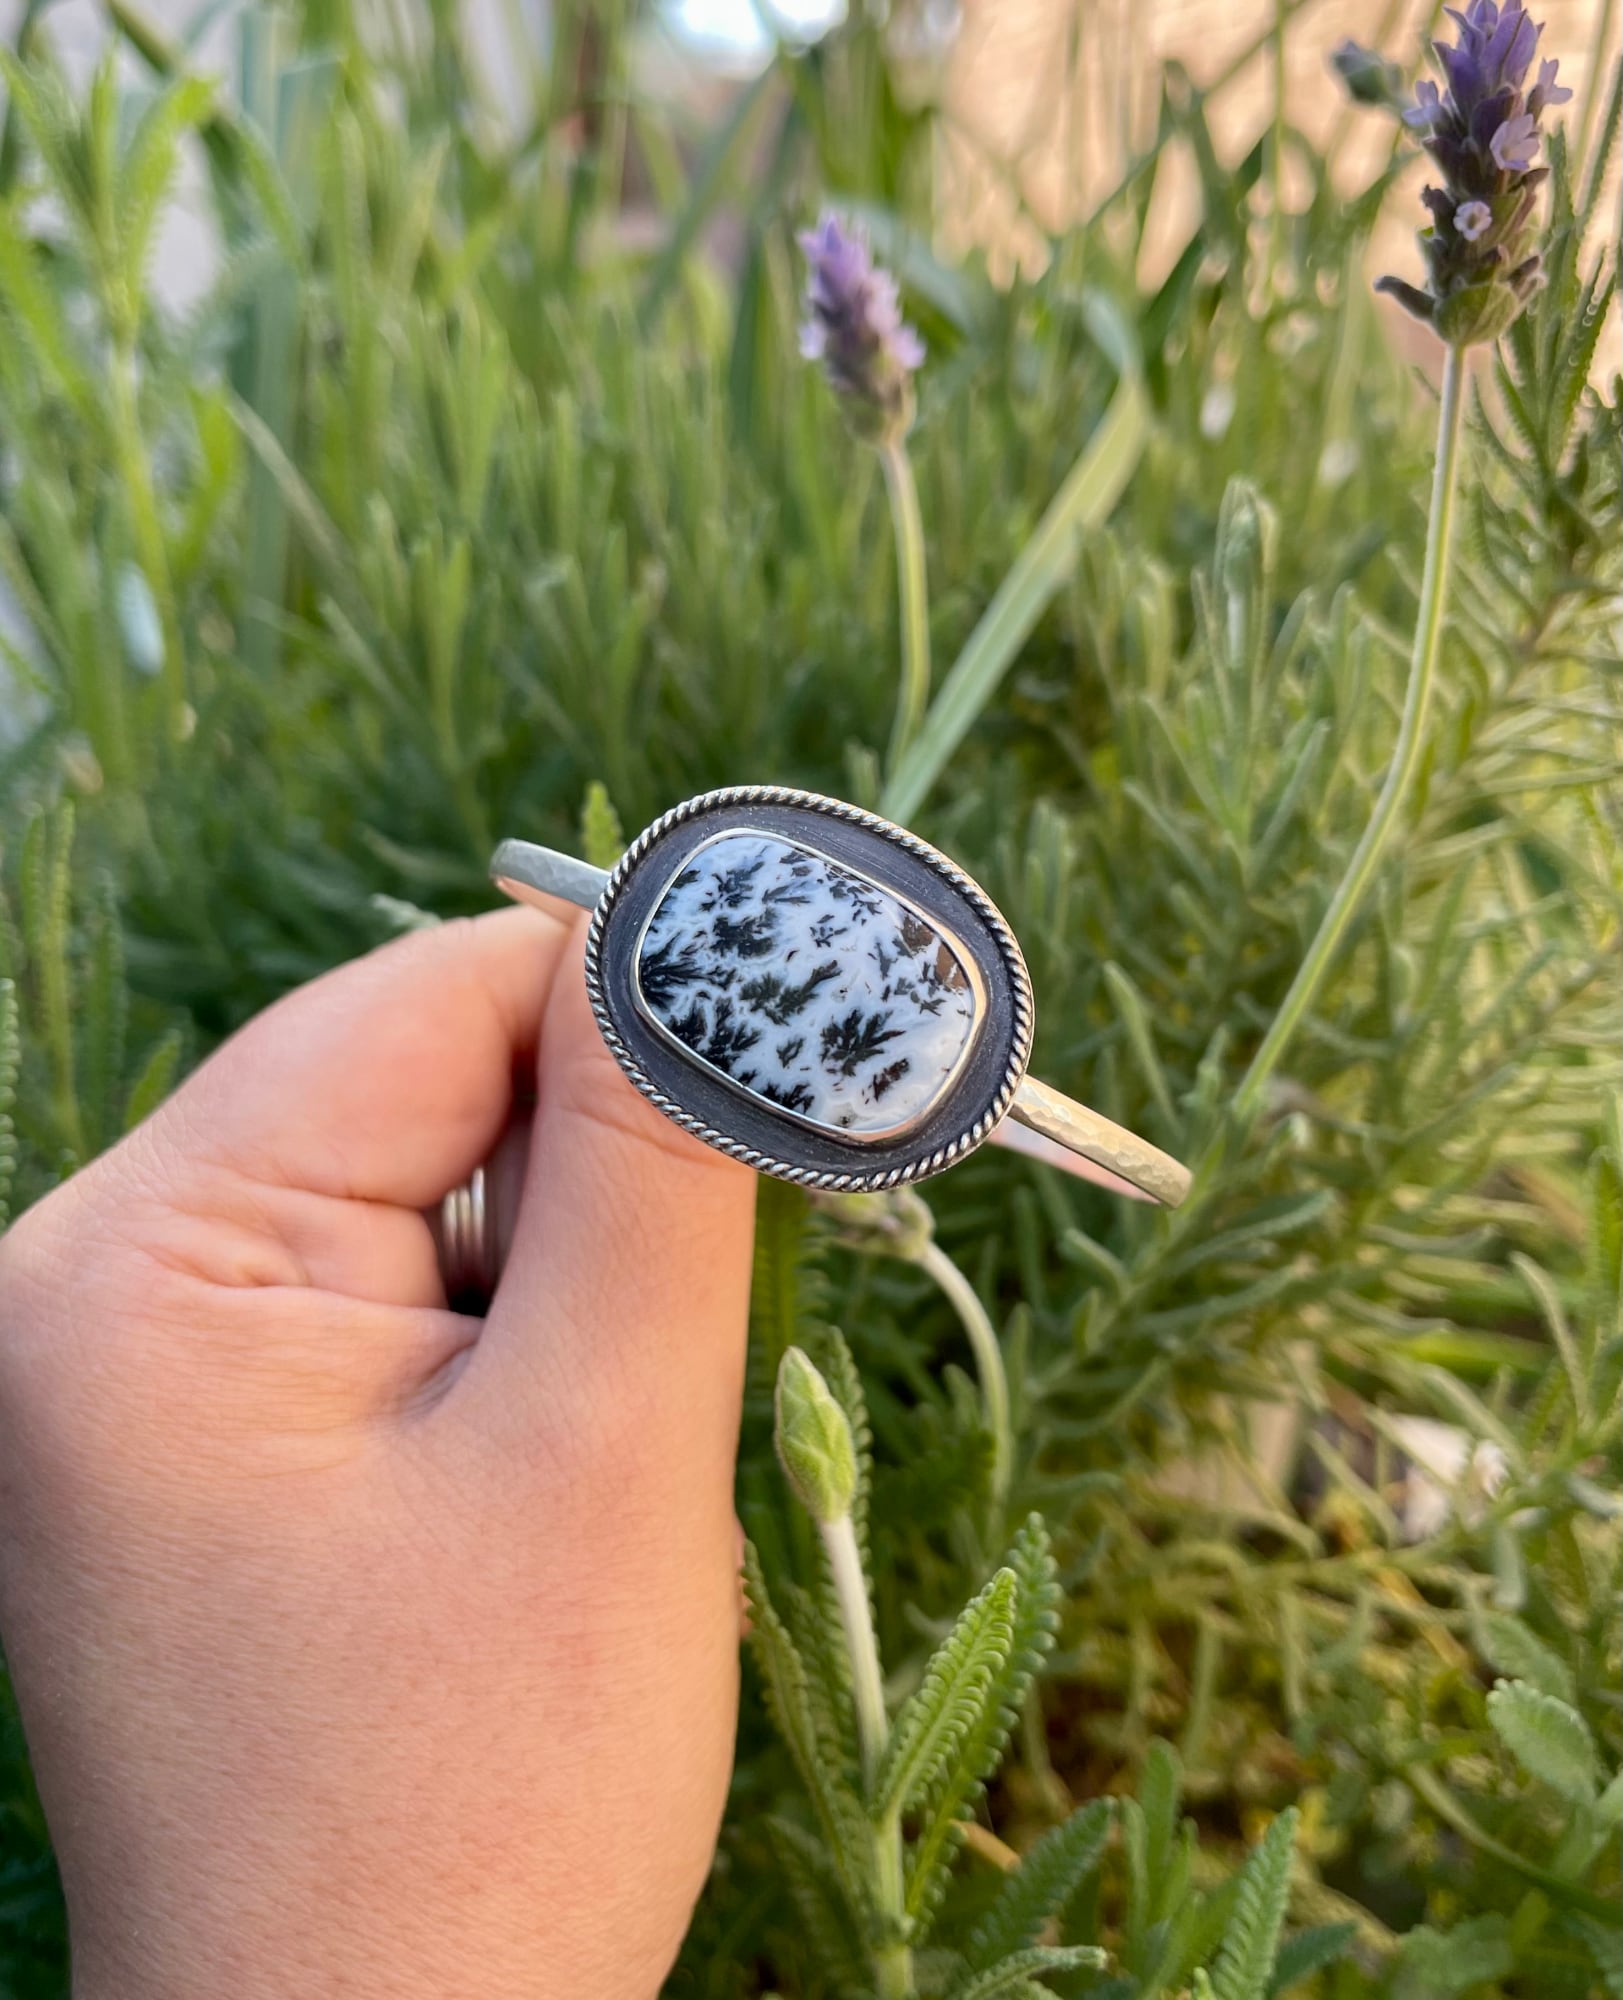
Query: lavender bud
799 211 924 447
1331 39 1405 110
808 1186 935 1263
1370 0 1570 345
774 1347 857 1525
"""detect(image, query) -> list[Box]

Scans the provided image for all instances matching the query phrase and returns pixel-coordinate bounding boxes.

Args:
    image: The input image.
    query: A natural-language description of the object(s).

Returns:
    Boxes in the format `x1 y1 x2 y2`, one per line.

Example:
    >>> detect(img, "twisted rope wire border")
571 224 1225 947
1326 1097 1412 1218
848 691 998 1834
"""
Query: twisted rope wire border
582 786 1035 1191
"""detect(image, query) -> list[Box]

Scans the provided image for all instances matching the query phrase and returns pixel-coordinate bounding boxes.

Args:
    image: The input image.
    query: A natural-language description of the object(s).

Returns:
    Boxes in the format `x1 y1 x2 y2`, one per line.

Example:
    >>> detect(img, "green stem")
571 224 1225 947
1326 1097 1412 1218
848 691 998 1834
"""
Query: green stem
820 1513 913 2000
822 1512 886 1786
1267 0 1288 289
1232 343 1469 1126
1406 1765 1618 1924
880 437 931 772
109 343 186 738
919 1240 1011 1533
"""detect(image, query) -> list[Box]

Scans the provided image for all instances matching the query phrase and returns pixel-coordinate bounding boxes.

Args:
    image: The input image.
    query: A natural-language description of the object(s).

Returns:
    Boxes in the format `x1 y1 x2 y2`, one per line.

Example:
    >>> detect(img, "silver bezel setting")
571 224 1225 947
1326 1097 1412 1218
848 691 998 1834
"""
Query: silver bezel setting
628 826 991 1147
583 787 1035 1191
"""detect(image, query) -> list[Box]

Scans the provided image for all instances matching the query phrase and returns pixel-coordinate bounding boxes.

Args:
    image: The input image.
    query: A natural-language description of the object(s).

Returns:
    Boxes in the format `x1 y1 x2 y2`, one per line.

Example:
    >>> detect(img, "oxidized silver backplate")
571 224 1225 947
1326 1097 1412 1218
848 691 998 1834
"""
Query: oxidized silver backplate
583 787 1034 1190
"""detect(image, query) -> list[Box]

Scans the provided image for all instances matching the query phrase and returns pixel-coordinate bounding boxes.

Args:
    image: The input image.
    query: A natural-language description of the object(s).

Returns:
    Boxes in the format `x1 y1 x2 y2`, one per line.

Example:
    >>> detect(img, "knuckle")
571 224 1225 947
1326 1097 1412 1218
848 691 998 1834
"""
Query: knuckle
0 1155 202 1442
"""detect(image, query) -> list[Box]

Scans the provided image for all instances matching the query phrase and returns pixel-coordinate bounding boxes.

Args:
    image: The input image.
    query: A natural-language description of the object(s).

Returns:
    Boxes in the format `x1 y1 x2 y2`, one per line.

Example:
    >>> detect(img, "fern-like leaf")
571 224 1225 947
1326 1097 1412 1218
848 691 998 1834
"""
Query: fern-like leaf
874 1567 1017 1821
1575 1915 1623 2000
764 1815 870 1993
906 1515 1062 1935
1266 1922 1356 1996
1475 1613 1577 1704
947 1945 1107 2000
1552 268 1616 448
1578 59 1622 231
578 778 624 868
742 1541 868 1895
1135 1738 1184 1911
0 201 94 415
748 1177 830 1396
1206 1808 1298 2000
964 1799 1112 1970
809 1324 872 1570
778 1571 858 1774
118 73 217 303
81 871 126 1155
1486 1678 1599 1804
1390 1916 1513 2000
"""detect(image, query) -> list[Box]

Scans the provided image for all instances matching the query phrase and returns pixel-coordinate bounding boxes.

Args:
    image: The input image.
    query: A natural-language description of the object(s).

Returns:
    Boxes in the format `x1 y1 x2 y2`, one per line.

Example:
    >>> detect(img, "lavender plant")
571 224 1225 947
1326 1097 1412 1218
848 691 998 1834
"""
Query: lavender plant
800 213 933 770
1377 0 1569 346
752 1341 1299 1999
1233 0 1575 1127
0 0 1616 1995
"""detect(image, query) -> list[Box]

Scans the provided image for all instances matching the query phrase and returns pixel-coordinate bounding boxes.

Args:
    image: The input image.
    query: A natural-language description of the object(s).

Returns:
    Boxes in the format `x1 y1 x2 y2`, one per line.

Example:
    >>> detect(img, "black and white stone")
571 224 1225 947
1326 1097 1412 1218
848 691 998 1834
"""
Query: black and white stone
633 832 980 1138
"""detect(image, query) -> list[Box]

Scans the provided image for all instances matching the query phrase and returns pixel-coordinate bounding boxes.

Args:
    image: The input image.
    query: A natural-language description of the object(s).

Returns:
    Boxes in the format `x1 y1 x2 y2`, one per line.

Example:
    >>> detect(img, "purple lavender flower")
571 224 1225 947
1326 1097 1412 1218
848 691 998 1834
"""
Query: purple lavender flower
1352 0 1572 345
1528 57 1573 114
1404 77 1444 129
799 213 924 445
1456 199 1493 240
1489 110 1540 169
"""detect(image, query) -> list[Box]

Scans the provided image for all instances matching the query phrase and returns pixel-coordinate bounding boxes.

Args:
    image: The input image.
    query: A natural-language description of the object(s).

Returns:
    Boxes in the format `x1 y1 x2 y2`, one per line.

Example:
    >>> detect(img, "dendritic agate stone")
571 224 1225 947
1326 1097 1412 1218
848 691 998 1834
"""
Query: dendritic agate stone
634 832 980 1137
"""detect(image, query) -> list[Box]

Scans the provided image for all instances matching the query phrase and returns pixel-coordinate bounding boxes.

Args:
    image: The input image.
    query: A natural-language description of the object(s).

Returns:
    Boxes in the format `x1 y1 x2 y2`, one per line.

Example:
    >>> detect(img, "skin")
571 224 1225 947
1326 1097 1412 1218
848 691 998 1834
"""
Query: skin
0 904 757 2000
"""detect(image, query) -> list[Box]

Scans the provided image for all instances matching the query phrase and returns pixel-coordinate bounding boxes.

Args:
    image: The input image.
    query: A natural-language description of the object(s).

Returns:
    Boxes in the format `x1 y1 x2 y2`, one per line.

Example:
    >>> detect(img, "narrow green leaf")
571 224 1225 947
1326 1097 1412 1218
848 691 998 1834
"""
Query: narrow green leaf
638 66 776 329
123 1027 185 1131
1101 961 1177 1131
229 395 369 627
1509 1251 1590 1424
881 295 1147 824
81 872 127 1155
0 978 19 1225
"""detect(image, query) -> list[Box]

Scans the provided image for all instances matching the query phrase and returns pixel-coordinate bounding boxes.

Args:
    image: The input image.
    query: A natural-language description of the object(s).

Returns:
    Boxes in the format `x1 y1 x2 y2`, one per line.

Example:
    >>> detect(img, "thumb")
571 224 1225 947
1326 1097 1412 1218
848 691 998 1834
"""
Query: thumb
458 917 757 1483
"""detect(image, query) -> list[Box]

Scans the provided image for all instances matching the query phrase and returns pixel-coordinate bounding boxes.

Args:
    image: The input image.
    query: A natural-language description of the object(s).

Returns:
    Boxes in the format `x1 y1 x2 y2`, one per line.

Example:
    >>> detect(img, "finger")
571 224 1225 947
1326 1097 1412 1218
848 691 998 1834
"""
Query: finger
137 906 573 1211
460 920 757 1474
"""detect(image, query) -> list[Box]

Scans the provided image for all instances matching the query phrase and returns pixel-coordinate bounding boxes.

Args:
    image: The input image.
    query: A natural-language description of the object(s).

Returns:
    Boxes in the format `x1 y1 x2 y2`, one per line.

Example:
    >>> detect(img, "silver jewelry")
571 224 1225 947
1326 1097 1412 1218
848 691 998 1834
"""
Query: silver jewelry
489 787 1190 1207
432 1117 531 1308
435 1166 494 1304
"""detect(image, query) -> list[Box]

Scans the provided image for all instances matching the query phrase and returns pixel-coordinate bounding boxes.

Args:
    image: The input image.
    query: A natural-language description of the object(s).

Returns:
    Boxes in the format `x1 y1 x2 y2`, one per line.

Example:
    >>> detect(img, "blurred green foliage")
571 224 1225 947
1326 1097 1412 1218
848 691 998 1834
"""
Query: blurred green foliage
0 0 1617 1993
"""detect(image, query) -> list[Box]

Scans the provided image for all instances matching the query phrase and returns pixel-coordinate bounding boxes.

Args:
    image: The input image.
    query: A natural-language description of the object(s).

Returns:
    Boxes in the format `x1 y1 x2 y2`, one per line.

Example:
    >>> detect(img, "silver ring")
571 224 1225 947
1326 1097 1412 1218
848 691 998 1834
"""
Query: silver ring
432 1117 532 1306
435 1167 494 1304
488 787 1191 1207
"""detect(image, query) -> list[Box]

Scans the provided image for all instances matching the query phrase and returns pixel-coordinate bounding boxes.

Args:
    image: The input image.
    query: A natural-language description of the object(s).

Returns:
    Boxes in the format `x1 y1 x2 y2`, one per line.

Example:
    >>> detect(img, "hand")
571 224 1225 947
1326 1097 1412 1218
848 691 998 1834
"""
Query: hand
0 906 756 2000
